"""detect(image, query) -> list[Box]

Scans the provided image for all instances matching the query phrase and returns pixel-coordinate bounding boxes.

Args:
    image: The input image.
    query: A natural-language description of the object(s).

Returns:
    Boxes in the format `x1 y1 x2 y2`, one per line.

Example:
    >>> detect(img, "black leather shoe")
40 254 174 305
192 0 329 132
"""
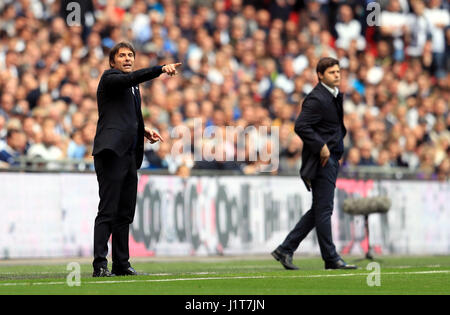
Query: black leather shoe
112 266 141 276
271 249 299 270
325 259 357 270
92 267 114 277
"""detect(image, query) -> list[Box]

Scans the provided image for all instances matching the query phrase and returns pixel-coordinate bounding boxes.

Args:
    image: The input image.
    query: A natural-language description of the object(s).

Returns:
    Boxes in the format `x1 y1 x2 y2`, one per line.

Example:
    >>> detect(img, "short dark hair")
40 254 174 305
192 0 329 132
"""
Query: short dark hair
109 42 136 68
316 57 339 76
6 128 22 139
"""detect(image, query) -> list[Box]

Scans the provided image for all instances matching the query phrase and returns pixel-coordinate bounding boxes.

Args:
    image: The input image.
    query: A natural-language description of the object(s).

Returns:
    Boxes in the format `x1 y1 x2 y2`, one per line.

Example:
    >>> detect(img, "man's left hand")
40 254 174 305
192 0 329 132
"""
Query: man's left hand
162 63 182 76
144 127 164 144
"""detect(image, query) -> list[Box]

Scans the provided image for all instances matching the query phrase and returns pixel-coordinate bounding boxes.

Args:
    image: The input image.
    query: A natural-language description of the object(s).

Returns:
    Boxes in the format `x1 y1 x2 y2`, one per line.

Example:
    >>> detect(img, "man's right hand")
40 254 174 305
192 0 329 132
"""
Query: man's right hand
320 144 330 167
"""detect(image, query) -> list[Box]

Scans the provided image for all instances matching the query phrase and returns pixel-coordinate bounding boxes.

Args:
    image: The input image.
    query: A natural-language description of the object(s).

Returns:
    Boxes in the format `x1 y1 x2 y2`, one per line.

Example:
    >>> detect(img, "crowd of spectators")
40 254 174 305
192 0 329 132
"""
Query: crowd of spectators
0 0 448 180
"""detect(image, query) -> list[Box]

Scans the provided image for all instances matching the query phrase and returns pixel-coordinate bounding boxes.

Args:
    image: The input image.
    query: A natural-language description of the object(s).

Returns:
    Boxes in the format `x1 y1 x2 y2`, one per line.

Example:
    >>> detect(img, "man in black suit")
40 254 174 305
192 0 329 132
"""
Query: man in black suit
92 42 181 277
272 57 357 270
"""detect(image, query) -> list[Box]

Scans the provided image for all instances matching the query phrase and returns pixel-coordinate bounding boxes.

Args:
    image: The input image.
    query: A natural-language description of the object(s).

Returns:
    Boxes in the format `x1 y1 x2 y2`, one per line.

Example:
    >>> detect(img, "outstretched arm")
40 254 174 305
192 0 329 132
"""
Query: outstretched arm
102 62 183 89
102 66 164 89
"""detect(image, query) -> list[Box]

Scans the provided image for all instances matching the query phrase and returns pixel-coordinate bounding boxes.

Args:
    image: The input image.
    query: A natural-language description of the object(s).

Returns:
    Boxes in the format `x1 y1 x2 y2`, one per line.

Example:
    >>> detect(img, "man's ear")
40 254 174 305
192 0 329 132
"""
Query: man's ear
109 59 115 69
318 72 324 80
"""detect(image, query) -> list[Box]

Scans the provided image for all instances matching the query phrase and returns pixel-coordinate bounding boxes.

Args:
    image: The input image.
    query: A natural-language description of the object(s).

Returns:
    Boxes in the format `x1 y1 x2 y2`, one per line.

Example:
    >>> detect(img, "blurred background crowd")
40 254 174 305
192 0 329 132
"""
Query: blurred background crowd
0 0 448 180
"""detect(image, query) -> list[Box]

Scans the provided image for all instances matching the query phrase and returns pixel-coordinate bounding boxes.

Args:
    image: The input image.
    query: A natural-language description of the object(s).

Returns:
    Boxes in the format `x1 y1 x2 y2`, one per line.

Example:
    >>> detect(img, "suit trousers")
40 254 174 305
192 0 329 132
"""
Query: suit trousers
93 149 137 270
279 156 340 263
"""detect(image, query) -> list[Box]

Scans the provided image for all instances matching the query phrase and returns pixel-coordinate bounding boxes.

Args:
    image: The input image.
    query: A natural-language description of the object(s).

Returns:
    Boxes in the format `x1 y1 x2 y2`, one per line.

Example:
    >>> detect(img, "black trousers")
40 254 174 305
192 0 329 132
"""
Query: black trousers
93 149 137 270
279 156 340 263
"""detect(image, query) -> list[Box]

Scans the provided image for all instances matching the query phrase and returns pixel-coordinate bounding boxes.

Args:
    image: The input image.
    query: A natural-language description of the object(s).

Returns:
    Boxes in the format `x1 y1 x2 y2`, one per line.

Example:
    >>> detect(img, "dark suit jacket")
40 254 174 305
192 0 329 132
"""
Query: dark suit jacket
294 83 346 191
93 66 163 169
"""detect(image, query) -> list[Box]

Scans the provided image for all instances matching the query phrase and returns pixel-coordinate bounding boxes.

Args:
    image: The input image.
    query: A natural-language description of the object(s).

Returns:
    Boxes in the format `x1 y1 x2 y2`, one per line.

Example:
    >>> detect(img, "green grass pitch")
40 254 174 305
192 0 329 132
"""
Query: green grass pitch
0 256 449 295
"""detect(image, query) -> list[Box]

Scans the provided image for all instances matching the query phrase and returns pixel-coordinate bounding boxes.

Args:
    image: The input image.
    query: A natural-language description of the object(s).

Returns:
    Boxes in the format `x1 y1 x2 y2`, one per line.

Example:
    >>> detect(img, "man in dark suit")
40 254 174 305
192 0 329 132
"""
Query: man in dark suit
272 57 357 270
92 42 181 277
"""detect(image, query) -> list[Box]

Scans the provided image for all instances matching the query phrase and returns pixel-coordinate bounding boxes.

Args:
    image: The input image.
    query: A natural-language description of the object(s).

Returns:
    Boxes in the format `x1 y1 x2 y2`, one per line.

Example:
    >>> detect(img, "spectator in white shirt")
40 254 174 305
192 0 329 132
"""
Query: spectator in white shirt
274 57 296 95
406 0 432 58
423 0 450 77
27 125 63 165
335 4 366 51
380 0 409 61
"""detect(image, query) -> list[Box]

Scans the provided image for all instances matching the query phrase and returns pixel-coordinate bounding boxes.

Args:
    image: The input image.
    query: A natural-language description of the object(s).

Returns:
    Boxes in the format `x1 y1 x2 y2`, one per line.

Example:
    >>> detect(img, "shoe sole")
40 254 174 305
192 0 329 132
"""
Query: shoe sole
92 273 115 277
271 251 281 261
112 271 148 276
325 266 358 270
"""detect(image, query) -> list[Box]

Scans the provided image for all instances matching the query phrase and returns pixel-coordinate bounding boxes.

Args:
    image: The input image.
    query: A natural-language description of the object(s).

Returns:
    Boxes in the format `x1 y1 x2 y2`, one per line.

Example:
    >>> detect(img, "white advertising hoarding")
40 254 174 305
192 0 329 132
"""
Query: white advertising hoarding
0 173 448 259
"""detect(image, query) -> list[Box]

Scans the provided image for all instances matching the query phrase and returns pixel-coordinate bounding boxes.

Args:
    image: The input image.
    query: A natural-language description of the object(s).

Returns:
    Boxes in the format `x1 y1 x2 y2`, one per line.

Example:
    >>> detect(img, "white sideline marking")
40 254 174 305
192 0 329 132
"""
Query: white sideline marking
0 270 449 287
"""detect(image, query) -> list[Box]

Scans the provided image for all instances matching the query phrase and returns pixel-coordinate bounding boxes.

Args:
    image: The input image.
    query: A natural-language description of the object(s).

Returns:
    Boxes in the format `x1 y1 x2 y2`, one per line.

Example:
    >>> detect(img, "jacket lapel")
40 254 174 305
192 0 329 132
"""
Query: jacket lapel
135 85 141 107
133 86 144 127
317 83 344 116
336 92 344 119
131 86 142 116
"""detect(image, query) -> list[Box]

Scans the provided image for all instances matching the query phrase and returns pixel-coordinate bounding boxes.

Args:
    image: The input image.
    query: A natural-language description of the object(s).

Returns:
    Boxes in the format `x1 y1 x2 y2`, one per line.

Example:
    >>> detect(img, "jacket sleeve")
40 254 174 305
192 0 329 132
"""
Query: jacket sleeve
102 66 164 90
294 95 325 155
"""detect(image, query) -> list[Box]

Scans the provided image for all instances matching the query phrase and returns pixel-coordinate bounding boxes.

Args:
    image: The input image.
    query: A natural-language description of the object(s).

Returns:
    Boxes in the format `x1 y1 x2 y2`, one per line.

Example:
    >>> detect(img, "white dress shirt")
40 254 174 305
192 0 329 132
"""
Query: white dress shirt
321 82 339 98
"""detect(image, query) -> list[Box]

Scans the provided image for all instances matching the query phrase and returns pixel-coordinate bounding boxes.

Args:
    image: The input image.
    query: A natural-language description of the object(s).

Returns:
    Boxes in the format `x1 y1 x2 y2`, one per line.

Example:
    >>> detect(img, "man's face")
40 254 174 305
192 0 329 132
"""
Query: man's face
319 64 340 88
9 132 26 152
111 47 135 73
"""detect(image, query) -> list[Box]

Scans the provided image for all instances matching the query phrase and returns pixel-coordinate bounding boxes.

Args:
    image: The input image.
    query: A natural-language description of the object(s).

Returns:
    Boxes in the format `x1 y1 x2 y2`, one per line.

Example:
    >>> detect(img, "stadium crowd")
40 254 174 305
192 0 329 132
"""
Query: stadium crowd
0 0 448 180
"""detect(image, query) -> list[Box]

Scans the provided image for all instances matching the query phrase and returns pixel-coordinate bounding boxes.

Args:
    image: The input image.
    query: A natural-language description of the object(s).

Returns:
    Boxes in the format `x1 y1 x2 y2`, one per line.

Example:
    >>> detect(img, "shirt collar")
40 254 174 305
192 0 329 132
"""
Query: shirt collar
321 82 339 98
